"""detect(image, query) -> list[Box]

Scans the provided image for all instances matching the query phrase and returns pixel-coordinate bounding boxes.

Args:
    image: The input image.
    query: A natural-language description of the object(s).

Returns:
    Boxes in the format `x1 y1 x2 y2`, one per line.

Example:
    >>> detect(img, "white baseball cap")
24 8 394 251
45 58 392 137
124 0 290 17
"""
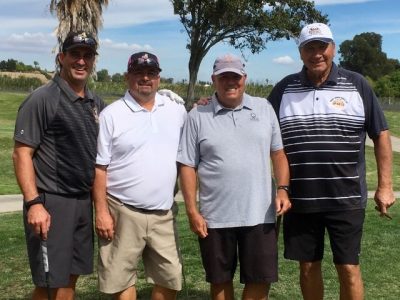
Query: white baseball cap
298 23 334 47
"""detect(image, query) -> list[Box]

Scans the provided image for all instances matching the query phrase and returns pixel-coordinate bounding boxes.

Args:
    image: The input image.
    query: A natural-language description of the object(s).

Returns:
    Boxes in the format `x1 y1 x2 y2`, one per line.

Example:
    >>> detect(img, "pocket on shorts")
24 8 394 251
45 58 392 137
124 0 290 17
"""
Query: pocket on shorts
107 194 125 207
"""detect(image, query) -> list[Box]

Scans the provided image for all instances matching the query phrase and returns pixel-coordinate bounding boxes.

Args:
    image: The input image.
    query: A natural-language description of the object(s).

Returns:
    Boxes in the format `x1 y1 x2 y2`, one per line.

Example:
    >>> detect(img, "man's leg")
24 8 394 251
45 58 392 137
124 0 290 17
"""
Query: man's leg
211 281 234 300
335 264 364 300
242 283 270 300
151 284 178 300
299 261 323 300
32 275 79 300
114 286 137 300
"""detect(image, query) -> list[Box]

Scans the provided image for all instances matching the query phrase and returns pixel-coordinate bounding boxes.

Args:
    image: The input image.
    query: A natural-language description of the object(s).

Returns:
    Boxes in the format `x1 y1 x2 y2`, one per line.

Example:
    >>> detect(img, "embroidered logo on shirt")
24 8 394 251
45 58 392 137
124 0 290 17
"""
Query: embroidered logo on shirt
329 97 347 110
250 113 259 121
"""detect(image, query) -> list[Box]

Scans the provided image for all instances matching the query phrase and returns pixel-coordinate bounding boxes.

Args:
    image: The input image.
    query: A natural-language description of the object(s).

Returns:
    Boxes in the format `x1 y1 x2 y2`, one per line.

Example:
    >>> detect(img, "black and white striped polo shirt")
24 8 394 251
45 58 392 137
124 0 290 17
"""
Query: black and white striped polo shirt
268 63 388 213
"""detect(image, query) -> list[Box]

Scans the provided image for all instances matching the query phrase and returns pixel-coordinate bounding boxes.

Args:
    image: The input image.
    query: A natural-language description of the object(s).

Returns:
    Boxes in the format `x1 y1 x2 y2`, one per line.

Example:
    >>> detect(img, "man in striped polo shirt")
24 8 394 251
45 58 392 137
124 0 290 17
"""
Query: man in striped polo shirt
268 23 396 300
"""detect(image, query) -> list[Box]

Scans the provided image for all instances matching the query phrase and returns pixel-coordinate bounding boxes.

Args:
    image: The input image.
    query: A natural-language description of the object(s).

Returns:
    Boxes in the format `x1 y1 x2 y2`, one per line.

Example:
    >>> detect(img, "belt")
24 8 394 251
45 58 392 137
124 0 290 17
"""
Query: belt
107 193 169 214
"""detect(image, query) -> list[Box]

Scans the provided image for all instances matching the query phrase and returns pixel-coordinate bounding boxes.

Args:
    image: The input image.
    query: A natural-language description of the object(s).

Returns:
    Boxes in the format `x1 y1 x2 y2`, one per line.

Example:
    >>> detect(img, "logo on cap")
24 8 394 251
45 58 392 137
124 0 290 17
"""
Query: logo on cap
62 31 98 53
127 52 162 72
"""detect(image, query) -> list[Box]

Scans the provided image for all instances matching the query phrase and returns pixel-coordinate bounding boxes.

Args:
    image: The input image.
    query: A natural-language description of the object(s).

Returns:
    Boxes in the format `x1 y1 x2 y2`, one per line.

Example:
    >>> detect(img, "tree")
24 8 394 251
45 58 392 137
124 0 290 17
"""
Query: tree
111 73 125 83
338 32 400 80
171 0 328 104
96 69 111 82
49 0 109 57
375 70 400 99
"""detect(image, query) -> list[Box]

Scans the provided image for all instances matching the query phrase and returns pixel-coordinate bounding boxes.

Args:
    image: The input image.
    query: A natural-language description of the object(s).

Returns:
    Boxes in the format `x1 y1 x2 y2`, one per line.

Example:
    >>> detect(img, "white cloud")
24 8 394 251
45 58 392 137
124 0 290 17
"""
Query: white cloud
0 32 55 53
273 56 295 65
100 38 153 51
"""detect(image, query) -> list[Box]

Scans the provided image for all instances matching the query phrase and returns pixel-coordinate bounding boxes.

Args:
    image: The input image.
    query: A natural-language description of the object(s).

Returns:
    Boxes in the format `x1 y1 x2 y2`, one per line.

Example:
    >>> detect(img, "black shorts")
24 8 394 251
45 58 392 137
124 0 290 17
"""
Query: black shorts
24 192 94 288
198 223 278 284
283 209 365 265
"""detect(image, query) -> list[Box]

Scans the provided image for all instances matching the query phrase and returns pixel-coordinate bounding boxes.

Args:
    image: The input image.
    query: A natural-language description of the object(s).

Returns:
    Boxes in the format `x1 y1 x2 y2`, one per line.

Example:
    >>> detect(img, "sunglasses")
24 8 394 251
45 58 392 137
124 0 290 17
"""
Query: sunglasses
72 35 97 46
128 57 160 71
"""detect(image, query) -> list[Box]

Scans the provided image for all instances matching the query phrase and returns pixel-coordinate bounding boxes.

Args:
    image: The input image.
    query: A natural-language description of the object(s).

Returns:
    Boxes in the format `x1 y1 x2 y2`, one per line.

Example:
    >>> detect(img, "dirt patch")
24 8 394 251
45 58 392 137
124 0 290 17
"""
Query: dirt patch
0 71 51 84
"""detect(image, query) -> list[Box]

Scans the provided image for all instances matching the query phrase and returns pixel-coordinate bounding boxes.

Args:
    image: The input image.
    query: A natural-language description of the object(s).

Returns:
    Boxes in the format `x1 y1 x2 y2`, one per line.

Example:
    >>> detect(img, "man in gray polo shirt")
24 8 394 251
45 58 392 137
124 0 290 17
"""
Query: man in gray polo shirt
177 53 291 300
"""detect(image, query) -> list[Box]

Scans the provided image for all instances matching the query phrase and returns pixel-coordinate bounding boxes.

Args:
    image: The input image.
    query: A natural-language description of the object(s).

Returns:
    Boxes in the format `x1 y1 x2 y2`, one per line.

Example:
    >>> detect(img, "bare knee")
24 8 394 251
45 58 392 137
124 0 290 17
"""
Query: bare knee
300 261 322 278
335 264 362 284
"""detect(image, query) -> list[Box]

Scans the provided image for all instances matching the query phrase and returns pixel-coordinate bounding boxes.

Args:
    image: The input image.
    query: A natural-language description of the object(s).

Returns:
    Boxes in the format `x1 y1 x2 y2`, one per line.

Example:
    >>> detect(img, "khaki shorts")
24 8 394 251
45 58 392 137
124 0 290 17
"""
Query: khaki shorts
98 195 182 294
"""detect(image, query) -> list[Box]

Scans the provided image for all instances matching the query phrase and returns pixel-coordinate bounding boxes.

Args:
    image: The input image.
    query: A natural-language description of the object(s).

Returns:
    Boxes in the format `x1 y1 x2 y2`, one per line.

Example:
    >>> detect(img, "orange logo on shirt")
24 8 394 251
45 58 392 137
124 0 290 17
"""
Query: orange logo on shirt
329 97 347 110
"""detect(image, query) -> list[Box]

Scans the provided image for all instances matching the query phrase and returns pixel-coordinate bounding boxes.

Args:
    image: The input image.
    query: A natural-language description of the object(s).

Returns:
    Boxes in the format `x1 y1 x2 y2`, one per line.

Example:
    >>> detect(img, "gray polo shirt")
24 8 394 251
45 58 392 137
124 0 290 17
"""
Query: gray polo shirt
14 74 106 195
177 93 283 228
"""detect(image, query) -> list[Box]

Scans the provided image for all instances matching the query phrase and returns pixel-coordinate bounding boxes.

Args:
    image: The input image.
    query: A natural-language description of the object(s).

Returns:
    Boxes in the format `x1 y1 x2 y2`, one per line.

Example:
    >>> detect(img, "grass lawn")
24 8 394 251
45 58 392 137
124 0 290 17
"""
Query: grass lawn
0 201 399 299
0 92 399 299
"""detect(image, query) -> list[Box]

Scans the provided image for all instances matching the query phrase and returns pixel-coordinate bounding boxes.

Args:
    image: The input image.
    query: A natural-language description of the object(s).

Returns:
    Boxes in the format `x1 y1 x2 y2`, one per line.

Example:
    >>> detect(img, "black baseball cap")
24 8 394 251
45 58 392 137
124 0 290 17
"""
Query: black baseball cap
127 52 162 72
62 31 98 54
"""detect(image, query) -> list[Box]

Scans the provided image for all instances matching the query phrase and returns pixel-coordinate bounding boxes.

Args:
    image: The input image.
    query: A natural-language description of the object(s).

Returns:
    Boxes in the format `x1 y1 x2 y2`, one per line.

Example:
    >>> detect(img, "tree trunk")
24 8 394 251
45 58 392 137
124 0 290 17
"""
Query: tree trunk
186 49 206 107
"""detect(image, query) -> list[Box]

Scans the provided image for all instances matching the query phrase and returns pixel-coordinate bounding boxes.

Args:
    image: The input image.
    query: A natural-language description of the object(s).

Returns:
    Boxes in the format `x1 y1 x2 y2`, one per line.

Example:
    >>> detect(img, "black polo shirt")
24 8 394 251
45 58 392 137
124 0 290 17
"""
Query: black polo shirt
14 74 106 195
268 63 388 213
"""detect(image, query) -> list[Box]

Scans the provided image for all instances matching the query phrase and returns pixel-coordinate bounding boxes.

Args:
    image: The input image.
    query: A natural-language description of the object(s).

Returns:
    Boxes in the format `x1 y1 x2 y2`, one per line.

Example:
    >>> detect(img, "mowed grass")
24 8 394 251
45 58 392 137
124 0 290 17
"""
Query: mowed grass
0 92 27 194
0 200 399 299
0 91 399 299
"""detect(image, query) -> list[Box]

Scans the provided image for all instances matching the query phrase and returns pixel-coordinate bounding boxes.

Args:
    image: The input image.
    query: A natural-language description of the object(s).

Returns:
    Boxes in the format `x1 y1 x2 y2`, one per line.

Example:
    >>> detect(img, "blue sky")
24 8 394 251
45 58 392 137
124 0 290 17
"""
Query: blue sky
1 0 399 84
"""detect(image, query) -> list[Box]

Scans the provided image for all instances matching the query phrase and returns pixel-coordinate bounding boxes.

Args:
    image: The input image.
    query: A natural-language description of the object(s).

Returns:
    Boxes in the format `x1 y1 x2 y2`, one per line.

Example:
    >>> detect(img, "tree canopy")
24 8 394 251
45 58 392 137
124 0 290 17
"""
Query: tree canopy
338 32 400 80
172 0 328 104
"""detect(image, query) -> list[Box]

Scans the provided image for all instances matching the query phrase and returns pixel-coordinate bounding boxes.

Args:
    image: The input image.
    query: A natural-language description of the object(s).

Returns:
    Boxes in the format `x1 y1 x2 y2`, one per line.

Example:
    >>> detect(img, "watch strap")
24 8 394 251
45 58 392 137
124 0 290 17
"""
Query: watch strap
24 195 44 211
277 185 290 193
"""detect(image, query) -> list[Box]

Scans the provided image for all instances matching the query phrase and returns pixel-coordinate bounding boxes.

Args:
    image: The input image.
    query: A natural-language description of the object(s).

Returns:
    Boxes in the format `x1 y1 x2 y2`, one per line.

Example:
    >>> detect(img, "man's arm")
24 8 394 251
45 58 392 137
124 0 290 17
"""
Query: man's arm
158 89 185 104
92 165 115 240
12 141 50 239
178 163 208 238
270 149 291 216
373 130 396 215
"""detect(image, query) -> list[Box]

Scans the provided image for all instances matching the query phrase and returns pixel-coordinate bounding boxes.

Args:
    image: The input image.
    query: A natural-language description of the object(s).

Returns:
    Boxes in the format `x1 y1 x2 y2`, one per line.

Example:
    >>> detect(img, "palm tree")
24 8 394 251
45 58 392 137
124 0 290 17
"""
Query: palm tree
50 0 109 51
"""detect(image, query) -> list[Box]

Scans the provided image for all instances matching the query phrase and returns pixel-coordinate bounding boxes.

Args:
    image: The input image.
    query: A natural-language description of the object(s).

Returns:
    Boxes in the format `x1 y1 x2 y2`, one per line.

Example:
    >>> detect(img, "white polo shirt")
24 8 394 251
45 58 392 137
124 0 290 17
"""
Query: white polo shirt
96 91 187 210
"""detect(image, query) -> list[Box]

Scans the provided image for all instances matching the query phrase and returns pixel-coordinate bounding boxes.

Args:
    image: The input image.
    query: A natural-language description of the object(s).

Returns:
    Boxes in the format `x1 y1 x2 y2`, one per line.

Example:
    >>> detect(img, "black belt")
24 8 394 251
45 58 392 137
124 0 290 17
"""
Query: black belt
107 193 169 214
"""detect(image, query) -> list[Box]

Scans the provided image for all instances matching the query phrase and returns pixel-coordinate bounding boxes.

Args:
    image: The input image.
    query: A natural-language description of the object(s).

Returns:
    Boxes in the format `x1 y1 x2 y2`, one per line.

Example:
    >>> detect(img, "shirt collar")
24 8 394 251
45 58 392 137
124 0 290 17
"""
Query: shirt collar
211 92 253 114
53 74 94 102
299 62 339 87
122 90 165 112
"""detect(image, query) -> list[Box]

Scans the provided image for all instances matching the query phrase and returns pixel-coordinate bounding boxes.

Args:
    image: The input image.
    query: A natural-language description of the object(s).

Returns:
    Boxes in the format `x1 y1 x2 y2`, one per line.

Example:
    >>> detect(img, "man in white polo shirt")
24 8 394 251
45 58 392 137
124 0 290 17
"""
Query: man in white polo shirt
177 54 291 300
92 52 186 300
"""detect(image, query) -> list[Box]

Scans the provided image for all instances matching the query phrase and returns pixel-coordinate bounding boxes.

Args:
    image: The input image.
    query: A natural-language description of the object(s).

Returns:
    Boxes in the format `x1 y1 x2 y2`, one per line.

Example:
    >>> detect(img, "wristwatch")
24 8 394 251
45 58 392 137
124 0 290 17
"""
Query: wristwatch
24 195 44 211
277 185 290 194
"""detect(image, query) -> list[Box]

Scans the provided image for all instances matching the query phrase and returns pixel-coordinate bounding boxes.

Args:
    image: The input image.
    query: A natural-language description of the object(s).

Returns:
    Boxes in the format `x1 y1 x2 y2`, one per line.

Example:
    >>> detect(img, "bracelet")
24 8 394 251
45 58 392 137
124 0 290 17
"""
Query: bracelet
277 185 290 194
24 195 44 211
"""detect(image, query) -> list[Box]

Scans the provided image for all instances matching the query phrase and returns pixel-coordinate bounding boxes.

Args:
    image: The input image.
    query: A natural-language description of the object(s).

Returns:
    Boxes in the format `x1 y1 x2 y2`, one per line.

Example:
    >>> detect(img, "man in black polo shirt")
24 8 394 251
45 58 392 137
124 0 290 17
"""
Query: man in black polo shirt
13 31 106 299
268 23 396 300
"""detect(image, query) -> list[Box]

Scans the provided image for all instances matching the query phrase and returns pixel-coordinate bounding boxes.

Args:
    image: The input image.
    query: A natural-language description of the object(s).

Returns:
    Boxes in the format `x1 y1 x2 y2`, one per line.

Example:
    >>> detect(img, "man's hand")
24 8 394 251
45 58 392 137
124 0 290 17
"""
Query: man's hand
158 89 185 104
374 187 395 219
27 204 51 240
194 97 211 107
275 190 292 216
187 211 208 238
95 210 115 241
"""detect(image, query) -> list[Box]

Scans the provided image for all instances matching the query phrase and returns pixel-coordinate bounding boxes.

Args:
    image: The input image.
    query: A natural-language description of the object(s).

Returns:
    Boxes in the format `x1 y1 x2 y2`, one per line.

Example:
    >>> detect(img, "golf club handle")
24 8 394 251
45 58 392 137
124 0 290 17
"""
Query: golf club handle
41 240 49 273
